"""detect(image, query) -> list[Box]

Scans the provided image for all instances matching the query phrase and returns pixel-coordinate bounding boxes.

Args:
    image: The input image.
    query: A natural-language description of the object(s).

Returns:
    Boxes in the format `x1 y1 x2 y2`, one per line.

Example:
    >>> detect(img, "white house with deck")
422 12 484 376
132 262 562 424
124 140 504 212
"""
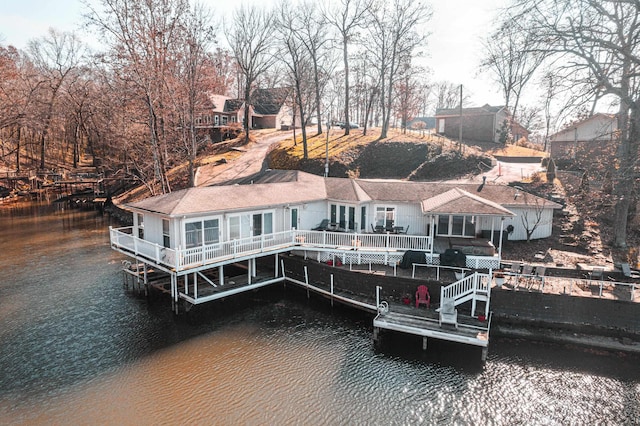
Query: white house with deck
111 170 560 277
110 170 560 357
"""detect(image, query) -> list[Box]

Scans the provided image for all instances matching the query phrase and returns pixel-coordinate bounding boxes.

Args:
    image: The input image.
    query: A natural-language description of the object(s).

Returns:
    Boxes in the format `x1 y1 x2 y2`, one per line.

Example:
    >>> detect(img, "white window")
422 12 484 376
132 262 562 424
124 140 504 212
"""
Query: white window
204 219 219 245
437 215 475 237
185 221 202 248
229 212 274 239
374 206 396 230
162 219 170 248
137 213 144 239
185 218 221 248
222 116 228 125
214 115 219 125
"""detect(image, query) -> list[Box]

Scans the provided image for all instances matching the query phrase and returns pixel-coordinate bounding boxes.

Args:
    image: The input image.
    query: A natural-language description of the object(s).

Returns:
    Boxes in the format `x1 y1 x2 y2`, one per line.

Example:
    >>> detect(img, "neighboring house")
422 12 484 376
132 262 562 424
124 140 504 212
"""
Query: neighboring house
251 87 298 130
196 94 246 142
435 104 529 143
549 113 618 162
113 171 560 272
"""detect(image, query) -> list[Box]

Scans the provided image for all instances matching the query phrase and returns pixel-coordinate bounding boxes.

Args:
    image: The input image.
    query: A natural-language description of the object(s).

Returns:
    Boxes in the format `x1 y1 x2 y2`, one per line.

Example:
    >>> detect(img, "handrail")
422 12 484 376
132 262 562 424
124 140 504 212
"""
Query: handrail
441 272 491 307
109 227 436 272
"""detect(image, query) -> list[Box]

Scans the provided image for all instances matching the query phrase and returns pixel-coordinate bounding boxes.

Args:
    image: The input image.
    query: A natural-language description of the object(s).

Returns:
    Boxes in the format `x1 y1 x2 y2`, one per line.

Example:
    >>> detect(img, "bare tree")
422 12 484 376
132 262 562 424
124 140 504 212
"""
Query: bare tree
276 2 313 158
170 4 216 187
225 4 277 144
297 1 332 136
520 192 548 242
366 0 431 139
434 81 469 112
395 64 428 134
324 0 372 136
481 22 546 121
508 0 640 247
85 0 193 194
28 29 85 169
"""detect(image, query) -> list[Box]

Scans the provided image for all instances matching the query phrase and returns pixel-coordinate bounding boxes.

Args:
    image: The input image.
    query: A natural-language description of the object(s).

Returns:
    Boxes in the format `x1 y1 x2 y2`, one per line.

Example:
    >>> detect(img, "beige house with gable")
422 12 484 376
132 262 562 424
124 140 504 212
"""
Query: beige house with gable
111 171 560 278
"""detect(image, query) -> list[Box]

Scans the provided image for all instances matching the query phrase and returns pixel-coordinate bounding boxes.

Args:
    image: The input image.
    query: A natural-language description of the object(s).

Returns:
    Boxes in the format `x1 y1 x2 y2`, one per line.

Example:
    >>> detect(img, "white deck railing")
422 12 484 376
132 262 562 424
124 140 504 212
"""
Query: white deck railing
109 227 435 272
441 272 491 305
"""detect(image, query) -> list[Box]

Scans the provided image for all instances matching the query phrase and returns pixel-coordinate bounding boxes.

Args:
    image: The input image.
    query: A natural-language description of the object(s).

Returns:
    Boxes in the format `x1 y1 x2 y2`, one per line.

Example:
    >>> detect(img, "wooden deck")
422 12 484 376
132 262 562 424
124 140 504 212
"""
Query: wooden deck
373 311 489 348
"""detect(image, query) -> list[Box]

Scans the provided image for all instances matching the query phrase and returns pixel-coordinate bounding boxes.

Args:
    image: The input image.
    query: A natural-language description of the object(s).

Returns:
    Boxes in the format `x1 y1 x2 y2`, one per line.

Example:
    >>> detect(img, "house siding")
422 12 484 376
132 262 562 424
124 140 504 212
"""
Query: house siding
442 114 496 142
503 207 554 240
550 115 618 161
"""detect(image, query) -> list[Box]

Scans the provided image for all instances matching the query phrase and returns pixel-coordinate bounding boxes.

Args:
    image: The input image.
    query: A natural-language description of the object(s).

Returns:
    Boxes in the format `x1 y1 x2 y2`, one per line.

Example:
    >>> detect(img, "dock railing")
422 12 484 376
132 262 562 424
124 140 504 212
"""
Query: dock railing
441 272 491 308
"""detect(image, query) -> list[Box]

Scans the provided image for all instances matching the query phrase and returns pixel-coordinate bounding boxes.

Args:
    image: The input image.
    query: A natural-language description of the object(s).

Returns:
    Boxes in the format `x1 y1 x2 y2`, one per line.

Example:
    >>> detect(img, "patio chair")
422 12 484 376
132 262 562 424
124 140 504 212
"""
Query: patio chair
439 300 458 328
622 263 632 278
312 219 330 231
589 266 604 281
517 264 533 290
415 285 430 308
531 266 546 291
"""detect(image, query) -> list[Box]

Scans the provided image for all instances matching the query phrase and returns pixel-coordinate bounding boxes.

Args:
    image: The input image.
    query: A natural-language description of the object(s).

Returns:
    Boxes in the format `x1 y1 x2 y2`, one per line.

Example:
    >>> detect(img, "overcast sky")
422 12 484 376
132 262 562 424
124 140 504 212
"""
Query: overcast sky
0 0 508 107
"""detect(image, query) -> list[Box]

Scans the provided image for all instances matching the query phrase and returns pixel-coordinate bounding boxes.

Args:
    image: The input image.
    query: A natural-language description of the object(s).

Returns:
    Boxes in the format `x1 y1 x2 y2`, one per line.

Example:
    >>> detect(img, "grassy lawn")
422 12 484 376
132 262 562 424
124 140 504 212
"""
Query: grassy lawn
274 127 445 161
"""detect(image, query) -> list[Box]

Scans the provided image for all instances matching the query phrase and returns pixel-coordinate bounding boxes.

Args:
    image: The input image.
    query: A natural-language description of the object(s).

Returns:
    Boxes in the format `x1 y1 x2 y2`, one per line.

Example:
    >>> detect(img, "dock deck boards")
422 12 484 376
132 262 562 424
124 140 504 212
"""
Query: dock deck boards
374 311 489 347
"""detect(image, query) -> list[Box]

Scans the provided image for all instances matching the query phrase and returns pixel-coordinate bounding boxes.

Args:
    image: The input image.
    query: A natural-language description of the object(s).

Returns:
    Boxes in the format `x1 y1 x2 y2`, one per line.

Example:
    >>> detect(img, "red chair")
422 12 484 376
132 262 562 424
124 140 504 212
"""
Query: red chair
415 285 430 308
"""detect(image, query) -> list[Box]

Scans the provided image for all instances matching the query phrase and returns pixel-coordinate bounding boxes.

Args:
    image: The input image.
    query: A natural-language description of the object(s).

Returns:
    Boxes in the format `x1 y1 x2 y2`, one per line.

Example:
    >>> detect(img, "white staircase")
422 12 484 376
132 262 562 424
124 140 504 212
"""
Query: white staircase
439 272 491 327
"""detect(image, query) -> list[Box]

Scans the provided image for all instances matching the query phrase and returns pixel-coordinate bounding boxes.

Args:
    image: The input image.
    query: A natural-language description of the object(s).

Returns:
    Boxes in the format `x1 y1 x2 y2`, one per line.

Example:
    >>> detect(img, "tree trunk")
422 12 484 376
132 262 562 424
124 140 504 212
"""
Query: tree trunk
15 126 21 172
313 56 322 136
243 82 252 144
343 36 350 136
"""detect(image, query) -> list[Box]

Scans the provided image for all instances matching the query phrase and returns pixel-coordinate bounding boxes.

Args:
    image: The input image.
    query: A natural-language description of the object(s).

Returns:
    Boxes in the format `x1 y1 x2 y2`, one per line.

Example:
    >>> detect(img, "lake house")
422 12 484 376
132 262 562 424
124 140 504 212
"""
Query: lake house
111 170 560 277
110 170 560 356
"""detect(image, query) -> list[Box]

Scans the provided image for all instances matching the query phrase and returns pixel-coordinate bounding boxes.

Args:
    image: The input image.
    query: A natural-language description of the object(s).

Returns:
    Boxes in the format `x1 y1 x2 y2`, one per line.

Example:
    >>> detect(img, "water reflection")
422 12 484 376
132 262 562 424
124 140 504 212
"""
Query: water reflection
0 204 638 425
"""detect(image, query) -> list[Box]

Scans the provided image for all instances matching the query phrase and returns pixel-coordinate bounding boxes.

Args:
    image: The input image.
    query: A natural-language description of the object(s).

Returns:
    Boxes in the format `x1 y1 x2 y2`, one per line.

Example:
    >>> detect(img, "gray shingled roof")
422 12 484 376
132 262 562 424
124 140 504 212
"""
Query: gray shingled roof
251 88 291 115
435 104 505 117
421 188 514 216
128 172 327 216
125 170 560 217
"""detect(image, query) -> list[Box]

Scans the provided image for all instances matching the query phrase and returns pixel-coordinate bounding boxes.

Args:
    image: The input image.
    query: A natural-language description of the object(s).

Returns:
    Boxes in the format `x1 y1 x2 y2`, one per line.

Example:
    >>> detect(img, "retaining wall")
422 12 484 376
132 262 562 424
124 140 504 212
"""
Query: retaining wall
282 255 640 340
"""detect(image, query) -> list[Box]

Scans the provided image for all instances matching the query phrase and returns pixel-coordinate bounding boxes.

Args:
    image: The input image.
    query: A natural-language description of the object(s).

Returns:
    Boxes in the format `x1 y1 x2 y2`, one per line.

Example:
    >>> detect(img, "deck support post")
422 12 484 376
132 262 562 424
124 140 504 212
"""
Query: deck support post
422 337 428 351
247 259 252 285
481 347 488 361
194 272 198 300
143 263 148 296
170 274 177 314
373 327 379 343
219 265 224 286
330 274 334 307
275 254 279 278
304 266 309 298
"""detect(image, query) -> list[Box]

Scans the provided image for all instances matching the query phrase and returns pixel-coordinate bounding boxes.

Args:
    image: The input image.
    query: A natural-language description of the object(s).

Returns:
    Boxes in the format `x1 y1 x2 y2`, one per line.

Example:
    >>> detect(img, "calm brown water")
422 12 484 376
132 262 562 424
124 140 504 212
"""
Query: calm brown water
0 202 639 425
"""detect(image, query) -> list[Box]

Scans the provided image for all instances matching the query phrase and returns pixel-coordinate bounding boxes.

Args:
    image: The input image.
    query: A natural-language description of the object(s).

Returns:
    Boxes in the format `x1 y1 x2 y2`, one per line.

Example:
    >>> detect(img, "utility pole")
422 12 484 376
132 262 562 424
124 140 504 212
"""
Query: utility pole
459 84 463 154
325 116 330 177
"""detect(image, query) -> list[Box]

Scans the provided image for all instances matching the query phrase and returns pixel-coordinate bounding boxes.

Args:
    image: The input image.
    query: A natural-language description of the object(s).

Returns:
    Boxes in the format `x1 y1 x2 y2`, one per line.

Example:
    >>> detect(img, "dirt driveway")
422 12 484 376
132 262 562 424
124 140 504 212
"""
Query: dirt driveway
451 158 544 184
195 129 293 186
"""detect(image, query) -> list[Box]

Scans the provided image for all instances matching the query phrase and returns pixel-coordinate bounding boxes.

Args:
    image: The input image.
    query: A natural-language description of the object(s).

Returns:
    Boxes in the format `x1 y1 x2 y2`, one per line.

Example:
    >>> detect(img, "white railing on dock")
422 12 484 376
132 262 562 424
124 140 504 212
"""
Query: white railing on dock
441 273 490 302
111 226 500 273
